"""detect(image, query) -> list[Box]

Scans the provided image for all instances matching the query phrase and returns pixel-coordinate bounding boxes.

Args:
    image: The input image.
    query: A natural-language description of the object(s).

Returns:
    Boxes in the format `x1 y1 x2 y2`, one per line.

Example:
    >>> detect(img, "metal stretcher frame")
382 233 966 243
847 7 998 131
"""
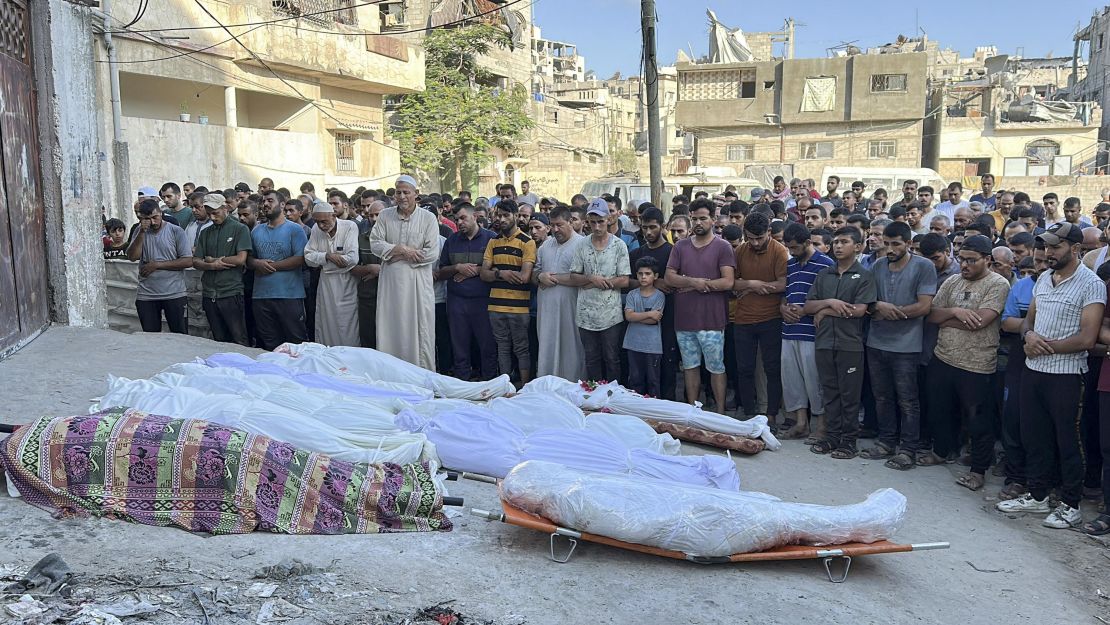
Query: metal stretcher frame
472 501 950 583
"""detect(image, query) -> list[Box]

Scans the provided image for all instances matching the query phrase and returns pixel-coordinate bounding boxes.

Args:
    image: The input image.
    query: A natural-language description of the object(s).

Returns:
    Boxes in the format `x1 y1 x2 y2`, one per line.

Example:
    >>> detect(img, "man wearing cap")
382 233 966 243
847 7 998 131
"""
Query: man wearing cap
480 200 537 384
564 198 631 382
235 182 252 202
193 193 253 345
249 189 309 350
998 222 1106 529
369 175 440 370
923 234 1011 490
305 200 360 347
126 198 193 334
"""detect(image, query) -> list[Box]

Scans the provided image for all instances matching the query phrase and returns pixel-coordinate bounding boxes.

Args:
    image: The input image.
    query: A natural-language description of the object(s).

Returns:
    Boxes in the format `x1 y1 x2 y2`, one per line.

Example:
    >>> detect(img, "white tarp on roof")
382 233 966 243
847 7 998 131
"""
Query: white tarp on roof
801 76 837 112
707 10 752 63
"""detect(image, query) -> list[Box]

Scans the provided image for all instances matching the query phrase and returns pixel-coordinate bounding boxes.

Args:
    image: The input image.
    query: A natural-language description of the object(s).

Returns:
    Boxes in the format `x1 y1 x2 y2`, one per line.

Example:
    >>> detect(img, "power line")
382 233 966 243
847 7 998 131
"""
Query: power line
95 24 268 64
113 0 386 33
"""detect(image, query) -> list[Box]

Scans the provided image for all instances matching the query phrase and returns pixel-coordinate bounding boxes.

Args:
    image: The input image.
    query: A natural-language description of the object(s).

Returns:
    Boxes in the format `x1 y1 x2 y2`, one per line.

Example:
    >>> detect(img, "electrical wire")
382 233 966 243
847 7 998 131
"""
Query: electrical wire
95 24 268 64
113 0 385 33
121 0 149 29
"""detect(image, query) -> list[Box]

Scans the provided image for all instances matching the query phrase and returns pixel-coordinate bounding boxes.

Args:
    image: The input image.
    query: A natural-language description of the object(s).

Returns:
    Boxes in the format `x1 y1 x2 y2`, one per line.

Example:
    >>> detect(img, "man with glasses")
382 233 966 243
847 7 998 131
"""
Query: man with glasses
919 235 1011 488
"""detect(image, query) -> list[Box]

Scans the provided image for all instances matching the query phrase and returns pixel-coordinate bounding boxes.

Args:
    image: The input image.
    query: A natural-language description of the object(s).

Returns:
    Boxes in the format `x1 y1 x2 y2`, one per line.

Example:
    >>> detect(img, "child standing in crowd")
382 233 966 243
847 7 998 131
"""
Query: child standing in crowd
623 257 665 396
804 227 877 459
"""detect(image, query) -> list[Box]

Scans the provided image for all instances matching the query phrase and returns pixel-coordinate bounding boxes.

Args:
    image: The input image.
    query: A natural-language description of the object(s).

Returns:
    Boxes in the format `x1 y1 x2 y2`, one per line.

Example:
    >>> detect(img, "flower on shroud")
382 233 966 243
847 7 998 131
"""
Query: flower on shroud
63 447 93 479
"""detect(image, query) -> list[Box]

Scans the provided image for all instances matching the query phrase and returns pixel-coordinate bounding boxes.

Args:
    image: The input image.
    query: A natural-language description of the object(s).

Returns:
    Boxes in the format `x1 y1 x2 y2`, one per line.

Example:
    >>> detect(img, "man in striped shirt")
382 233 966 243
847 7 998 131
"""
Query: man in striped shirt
779 222 835 441
999 222 1106 529
480 200 537 384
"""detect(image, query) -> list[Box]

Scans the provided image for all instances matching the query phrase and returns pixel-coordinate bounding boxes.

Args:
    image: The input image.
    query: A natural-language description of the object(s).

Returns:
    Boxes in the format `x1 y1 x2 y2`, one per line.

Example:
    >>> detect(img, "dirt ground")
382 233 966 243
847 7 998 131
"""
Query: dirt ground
0 326 1108 624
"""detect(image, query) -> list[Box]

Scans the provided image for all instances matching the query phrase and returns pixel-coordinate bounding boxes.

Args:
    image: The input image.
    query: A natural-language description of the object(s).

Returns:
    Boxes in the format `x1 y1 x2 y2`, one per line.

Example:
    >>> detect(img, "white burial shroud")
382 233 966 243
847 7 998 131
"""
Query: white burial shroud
260 342 516 400
500 460 907 558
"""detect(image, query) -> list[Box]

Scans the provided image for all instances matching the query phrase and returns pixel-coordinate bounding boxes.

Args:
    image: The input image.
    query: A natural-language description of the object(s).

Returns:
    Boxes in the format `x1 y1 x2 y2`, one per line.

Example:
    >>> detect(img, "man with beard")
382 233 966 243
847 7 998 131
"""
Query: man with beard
668 214 690 241
370 175 440 369
534 206 586 380
731 212 788 420
258 177 274 195
127 198 193 333
889 179 918 213
352 198 385 349
237 200 262 346
161 182 192 229
999 223 1105 529
666 198 735 408
631 206 677 399
438 203 497 380
305 200 360 347
480 200 536 384
923 235 1010 489
184 191 213 252
193 193 253 345
859 221 936 470
566 199 631 383
249 189 308 350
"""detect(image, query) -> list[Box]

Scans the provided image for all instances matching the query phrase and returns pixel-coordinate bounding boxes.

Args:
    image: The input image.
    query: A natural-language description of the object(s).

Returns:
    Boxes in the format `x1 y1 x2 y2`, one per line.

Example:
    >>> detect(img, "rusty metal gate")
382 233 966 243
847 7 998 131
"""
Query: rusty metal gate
0 0 49 354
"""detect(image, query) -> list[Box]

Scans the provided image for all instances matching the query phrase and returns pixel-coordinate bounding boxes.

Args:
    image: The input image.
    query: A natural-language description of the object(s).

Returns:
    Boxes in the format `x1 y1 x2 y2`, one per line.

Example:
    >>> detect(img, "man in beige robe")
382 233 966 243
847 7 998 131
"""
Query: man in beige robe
369 175 439 369
304 201 360 346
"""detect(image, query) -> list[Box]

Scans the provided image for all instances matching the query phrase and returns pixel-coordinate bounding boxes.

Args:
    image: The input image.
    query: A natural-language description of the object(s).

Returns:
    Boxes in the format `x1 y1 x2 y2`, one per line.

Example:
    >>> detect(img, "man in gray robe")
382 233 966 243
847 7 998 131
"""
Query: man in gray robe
533 206 586 380
304 201 360 346
369 175 439 369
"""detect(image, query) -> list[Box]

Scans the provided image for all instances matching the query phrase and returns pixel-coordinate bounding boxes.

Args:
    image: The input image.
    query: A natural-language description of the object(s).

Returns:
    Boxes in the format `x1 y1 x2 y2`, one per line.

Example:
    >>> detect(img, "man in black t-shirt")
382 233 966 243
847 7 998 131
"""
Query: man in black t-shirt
630 206 677 400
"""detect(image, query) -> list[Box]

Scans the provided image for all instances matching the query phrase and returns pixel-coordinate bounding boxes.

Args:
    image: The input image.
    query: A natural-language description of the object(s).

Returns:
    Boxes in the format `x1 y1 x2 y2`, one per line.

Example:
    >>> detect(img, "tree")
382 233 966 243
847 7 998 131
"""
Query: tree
394 24 533 190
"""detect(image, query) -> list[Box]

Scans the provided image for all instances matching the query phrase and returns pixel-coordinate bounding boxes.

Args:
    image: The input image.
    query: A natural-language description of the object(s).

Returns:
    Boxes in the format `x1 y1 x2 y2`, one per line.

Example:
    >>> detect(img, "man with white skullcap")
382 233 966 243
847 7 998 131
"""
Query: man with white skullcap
305 199 361 346
369 175 440 369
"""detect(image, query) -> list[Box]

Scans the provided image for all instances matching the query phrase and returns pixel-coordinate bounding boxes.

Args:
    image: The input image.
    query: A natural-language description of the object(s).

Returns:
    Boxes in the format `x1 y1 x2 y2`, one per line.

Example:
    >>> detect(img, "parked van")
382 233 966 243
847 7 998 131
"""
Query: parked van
820 167 946 197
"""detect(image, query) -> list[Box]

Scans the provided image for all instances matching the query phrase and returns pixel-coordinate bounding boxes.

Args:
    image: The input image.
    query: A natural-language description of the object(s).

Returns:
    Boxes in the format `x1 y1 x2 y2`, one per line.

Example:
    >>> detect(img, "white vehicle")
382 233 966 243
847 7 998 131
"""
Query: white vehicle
821 167 946 197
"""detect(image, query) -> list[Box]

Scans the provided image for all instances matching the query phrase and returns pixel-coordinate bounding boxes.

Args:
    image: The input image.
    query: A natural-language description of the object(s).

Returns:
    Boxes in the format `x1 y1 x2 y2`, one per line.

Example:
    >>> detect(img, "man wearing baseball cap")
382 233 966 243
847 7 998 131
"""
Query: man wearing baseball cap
193 192 253 345
998 222 1106 530
923 234 1011 489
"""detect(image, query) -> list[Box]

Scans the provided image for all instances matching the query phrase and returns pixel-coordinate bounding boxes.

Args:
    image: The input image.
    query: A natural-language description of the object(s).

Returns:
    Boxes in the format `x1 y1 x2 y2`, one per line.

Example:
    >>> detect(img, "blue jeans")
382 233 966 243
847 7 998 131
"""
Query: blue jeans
867 347 922 452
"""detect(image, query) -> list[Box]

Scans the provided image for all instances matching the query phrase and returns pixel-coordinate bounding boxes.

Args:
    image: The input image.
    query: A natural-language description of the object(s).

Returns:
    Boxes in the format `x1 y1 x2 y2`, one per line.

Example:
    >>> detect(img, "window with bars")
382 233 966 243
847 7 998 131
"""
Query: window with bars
272 0 358 26
725 144 755 161
378 0 405 30
871 74 908 92
800 141 834 160
868 140 897 159
335 132 357 173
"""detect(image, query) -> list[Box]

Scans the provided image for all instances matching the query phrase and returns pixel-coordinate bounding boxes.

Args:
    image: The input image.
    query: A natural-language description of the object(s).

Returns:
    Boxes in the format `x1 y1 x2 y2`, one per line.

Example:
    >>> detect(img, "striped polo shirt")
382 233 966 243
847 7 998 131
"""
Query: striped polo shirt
1027 263 1106 374
483 229 536 314
782 250 835 342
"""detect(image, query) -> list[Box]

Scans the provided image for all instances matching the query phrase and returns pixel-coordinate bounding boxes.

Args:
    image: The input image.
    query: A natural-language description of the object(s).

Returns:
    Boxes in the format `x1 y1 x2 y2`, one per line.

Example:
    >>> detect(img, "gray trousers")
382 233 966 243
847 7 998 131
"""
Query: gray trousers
490 312 531 375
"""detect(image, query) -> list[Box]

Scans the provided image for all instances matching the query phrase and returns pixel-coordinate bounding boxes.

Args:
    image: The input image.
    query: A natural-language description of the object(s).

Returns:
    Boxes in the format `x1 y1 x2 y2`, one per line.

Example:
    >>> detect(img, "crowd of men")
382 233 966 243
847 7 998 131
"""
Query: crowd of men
103 172 1110 536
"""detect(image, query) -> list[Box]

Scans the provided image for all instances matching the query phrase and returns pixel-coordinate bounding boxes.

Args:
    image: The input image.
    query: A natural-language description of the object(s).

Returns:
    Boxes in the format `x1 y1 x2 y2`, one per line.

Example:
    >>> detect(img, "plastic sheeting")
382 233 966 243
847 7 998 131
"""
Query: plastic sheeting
204 352 433 404
501 461 907 557
707 9 753 63
520 376 780 450
395 407 740 490
94 376 433 466
262 343 515 401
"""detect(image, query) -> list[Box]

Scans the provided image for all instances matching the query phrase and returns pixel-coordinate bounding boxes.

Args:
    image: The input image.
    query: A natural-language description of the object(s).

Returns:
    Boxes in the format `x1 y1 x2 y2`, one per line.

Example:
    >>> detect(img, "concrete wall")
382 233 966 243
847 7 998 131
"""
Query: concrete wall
937 116 1101 177
32 0 108 328
105 260 211 338
517 147 610 202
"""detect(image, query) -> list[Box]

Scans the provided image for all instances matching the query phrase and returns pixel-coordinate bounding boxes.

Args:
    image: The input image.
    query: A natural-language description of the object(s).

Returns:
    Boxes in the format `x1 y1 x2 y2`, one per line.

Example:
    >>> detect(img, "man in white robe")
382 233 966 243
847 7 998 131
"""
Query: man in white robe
533 206 586 380
369 175 439 370
304 201 360 346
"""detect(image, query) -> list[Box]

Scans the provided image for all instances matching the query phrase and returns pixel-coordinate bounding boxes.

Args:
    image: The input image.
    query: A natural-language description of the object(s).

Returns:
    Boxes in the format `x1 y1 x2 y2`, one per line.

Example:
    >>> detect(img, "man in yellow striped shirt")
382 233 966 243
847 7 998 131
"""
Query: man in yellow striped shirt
481 200 537 384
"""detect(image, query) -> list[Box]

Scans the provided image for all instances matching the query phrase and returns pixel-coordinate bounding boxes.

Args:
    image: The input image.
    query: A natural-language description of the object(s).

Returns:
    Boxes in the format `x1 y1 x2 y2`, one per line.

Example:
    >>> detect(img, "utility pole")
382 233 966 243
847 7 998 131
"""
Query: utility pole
641 0 663 206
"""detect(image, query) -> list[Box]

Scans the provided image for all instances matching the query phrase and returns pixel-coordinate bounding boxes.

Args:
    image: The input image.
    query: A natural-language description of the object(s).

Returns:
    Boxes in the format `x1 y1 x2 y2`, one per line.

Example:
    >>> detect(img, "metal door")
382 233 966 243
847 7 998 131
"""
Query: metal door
0 0 49 354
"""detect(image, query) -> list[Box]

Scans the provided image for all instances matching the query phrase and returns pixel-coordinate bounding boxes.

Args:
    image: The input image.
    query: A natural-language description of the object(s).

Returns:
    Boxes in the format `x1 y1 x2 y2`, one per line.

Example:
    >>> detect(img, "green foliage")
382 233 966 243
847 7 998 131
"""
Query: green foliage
608 138 638 176
394 24 533 188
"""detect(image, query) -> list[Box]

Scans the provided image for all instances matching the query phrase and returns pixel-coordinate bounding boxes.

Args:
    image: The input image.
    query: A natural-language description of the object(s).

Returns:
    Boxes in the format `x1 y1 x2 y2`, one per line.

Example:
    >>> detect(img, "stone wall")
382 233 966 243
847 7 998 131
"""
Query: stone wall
105 260 212 339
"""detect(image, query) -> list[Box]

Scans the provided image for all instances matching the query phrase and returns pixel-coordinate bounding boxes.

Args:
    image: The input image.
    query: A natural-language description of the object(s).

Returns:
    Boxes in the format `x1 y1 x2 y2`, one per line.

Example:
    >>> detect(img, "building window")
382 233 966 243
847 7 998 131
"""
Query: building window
763 80 776 90
871 74 908 92
546 108 559 124
800 141 834 160
739 68 756 98
335 132 357 173
379 0 405 30
868 140 897 159
574 114 586 128
272 0 358 26
726 144 755 161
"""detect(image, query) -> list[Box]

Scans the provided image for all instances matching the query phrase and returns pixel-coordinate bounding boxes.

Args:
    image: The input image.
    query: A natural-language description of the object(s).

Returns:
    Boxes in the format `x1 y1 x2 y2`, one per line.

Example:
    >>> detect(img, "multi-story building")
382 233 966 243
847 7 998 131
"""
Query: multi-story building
1070 6 1110 165
532 26 587 93
101 0 424 218
675 51 929 182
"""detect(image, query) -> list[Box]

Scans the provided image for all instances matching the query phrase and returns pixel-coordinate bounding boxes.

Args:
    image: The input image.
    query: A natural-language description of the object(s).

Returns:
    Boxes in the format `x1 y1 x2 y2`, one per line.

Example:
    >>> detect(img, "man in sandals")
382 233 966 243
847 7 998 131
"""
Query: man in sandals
804 227 877 459
860 222 936 469
999 222 1105 529
925 235 1010 490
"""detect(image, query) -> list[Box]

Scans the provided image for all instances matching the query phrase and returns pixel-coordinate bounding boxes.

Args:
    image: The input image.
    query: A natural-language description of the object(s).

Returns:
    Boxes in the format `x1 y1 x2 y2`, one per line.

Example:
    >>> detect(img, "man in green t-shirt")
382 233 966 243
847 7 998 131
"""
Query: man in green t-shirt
193 193 254 345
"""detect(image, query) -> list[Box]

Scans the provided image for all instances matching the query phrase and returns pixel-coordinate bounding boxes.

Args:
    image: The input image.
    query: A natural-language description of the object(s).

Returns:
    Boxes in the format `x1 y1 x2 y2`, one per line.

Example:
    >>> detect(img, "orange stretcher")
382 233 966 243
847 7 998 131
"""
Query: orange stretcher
470 500 949 582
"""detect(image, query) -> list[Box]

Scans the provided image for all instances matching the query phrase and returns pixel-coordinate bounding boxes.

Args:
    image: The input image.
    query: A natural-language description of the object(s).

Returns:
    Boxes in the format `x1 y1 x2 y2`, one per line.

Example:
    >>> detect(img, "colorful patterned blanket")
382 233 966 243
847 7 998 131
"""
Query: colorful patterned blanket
0 408 451 535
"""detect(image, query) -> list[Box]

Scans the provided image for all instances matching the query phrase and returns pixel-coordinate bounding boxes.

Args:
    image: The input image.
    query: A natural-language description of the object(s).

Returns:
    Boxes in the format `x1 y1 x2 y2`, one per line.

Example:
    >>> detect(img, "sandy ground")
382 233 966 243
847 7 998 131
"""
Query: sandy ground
0 326 1108 624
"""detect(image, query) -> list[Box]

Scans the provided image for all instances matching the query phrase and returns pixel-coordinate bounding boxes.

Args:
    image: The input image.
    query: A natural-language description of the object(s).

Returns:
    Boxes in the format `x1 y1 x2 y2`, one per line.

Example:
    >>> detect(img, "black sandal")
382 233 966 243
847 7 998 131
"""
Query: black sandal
810 440 835 455
885 452 915 471
1082 514 1110 536
831 447 858 460
860 442 895 460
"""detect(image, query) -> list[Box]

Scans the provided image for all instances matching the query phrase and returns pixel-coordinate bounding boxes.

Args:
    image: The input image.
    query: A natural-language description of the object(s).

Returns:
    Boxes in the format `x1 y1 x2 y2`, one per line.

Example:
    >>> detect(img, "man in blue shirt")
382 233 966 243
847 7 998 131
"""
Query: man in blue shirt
437 203 498 380
969 173 997 210
249 189 308 350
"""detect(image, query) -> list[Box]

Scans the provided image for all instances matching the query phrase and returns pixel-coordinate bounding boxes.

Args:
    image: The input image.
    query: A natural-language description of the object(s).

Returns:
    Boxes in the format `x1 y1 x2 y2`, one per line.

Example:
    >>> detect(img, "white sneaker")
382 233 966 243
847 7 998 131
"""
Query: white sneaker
996 494 1050 513
1042 503 1081 529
